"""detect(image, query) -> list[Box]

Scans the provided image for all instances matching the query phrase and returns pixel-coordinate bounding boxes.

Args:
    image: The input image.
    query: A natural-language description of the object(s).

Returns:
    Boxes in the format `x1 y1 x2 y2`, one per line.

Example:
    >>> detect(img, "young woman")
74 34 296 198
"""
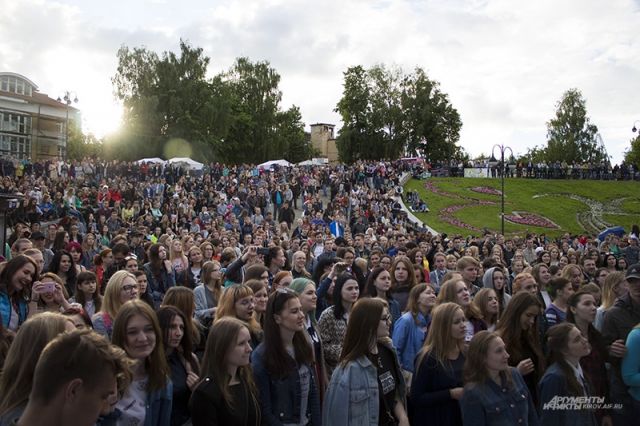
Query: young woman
71 270 102 317
318 273 360 377
62 306 94 329
0 312 74 424
460 331 538 426
143 244 177 309
190 317 261 426
170 239 189 275
392 283 436 375
181 246 205 289
157 306 200 426
47 250 78 297
92 270 139 340
595 271 628 331
271 270 293 293
539 323 598 426
215 284 263 348
107 300 172 426
94 248 113 292
562 264 584 291
251 288 321 426
162 287 203 351
194 261 223 326
134 270 155 308
30 272 73 314
390 256 417 312
482 266 511 313
438 279 486 344
66 242 87 274
0 255 38 332
365 266 402 325
567 291 612 425
246 279 269 328
471 288 500 331
323 298 408 426
410 302 467 426
495 292 545 407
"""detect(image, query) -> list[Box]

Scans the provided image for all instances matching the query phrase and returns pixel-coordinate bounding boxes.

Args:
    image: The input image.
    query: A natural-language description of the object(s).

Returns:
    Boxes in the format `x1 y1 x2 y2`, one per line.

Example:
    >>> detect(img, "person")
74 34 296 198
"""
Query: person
15 329 132 426
364 266 402 325
323 297 408 426
623 321 640 409
143 244 176 309
215 284 262 348
194 261 223 326
71 271 102 317
410 302 466 426
190 317 261 426
482 266 511 313
566 291 612 425
545 277 575 327
0 255 38 332
460 331 538 426
104 300 172 426
392 283 436 374
92 270 139 340
595 271 628 331
251 288 321 426
47 250 78 297
0 312 75 425
62 306 94 329
162 287 203 353
495 292 545 407
317 273 360 377
429 252 450 292
30 272 73 314
390 256 417 312
471 288 499 331
245 279 268 329
539 323 598 426
157 306 200 426
438 278 486 343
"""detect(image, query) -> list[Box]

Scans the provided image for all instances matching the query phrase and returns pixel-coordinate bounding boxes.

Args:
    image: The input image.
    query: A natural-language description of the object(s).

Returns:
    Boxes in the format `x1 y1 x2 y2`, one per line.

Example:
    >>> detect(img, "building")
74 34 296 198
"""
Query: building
310 123 339 162
0 72 80 160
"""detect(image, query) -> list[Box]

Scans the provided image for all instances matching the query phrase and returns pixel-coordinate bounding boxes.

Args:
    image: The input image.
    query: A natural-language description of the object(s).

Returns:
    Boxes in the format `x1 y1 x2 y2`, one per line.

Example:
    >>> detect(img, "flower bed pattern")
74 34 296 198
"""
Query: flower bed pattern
470 186 502 196
503 212 560 229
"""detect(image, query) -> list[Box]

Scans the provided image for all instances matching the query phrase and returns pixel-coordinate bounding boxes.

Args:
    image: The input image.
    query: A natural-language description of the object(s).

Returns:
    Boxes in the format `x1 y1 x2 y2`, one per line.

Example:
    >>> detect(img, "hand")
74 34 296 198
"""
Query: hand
517 358 535 375
53 284 66 304
186 372 200 391
449 387 464 400
164 260 172 273
609 340 627 358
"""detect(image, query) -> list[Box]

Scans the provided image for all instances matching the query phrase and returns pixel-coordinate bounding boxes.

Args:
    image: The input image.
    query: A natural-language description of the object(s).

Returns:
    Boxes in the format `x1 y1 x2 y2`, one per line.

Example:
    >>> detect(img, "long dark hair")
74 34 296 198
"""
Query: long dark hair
333 273 357 320
0 255 38 299
340 298 386 365
48 250 78 293
364 267 392 300
74 271 102 312
157 306 199 373
565 291 608 363
546 323 586 396
263 290 313 378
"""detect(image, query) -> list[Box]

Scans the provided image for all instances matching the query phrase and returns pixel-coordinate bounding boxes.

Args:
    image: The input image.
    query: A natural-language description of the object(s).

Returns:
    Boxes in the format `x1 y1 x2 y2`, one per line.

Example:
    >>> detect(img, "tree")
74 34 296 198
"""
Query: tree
625 134 640 168
335 66 372 163
545 89 606 164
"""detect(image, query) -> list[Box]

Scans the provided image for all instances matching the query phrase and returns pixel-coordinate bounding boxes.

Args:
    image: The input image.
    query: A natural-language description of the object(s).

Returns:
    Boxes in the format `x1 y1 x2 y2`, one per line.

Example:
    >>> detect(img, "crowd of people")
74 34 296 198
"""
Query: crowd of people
0 156 639 426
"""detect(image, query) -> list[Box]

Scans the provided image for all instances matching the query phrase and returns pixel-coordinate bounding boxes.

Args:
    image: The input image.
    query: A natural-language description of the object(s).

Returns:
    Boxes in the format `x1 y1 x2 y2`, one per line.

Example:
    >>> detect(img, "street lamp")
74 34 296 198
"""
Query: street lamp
56 91 78 160
633 120 640 133
492 143 513 236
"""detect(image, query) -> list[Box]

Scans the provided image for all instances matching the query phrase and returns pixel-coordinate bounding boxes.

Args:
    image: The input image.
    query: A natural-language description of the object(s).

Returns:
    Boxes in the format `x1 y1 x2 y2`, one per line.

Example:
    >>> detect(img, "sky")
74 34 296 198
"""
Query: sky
2 0 639 163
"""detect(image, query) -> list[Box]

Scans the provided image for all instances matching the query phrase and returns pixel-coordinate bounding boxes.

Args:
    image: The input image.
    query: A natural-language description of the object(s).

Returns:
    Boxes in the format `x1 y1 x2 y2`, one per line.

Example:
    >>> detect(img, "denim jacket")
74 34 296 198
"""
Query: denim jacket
98 380 173 426
322 341 406 426
251 343 321 426
392 311 429 372
461 368 539 426
0 291 28 330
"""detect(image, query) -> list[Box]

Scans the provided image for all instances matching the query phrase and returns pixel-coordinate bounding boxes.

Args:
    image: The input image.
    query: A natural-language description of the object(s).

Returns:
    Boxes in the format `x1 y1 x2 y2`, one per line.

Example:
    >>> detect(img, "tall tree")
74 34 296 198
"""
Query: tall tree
545 89 606 164
335 66 372 162
625 134 640 168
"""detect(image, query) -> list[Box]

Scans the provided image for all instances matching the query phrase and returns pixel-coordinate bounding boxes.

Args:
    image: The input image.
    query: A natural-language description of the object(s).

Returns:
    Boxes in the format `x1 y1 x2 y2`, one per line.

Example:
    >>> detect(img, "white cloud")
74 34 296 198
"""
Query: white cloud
1 0 639 162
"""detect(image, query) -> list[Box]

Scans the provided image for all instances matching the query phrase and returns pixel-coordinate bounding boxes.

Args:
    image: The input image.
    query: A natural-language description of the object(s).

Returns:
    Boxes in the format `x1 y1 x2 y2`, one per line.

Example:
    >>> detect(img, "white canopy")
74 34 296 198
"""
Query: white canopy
167 157 204 170
258 159 292 169
135 157 165 164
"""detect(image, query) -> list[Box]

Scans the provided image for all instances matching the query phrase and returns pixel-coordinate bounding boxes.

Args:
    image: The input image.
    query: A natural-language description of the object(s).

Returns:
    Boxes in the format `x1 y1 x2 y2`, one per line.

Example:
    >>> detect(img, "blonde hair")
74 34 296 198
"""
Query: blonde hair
416 302 465 371
601 271 625 310
101 270 136 318
215 284 261 337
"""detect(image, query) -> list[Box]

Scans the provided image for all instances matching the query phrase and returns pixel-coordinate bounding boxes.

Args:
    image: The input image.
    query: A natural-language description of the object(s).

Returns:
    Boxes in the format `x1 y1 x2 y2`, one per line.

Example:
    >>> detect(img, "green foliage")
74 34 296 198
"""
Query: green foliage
335 64 462 164
66 125 103 160
624 135 640 168
109 41 309 163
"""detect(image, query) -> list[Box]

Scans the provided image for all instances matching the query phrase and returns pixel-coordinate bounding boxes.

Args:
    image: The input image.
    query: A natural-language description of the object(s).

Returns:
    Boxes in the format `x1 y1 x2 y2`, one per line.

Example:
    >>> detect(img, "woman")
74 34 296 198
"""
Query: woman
51 230 70 253
199 241 215 262
47 249 78 297
482 266 511 313
251 288 321 426
30 273 73 314
410 302 467 426
0 312 74 425
318 273 360 377
92 270 139 339
194 261 223 326
190 317 261 426
566 291 612 425
495 292 545 406
158 306 200 426
289 277 327 400
438 279 486 343
407 247 429 283
595 271 628 331
539 323 598 426
95 248 113 292
392 283 436 374
460 331 538 426
215 284 262 348
562 264 584 291
471 288 499 331
170 239 189 275
106 300 172 426
271 270 293 293
134 270 155 308
66 242 87 273
246 280 269 328
323 298 408 426
0 255 38 332
603 253 618 272
81 232 99 269
531 263 552 308
181 246 205 289
623 321 640 407
143 244 177 309
390 256 417 312
62 306 94 329
365 266 402 325
162 287 203 353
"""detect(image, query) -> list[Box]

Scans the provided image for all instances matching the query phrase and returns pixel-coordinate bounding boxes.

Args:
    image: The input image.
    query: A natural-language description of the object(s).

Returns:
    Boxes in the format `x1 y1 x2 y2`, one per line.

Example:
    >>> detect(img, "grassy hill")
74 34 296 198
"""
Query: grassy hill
404 177 640 237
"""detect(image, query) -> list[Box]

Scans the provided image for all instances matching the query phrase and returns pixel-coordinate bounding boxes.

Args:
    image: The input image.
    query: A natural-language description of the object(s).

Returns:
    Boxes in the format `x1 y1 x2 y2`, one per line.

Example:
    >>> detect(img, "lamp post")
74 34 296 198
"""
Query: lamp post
492 144 513 236
56 91 78 161
633 120 640 133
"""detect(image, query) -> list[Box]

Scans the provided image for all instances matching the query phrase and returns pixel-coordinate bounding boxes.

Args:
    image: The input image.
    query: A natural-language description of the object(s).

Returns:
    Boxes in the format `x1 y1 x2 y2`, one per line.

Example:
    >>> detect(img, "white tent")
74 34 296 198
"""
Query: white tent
297 160 314 166
135 157 165 164
258 159 292 169
167 157 204 170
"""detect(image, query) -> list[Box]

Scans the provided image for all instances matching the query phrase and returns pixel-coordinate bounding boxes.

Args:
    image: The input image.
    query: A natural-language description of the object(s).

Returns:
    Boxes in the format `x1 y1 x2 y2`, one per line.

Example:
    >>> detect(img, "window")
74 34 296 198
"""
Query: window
0 135 31 159
0 75 34 96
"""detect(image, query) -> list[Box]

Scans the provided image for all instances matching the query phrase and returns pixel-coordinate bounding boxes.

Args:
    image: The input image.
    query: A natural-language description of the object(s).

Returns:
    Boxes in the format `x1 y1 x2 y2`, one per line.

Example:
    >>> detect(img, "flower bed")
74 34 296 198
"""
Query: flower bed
504 212 559 229
470 186 502 196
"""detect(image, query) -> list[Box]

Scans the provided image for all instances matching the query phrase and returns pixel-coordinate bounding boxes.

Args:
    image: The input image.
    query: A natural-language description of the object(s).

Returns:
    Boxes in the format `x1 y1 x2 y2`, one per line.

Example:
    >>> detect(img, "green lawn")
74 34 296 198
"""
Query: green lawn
404 177 640 237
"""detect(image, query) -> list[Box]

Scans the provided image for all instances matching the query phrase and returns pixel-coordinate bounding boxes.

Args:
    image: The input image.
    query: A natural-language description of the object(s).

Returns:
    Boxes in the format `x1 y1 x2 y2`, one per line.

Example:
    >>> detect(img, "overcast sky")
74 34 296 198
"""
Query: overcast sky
2 0 639 163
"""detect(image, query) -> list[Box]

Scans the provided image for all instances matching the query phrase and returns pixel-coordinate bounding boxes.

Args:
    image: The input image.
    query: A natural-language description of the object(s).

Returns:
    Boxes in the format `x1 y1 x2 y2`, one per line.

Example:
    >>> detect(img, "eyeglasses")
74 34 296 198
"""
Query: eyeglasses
122 284 137 292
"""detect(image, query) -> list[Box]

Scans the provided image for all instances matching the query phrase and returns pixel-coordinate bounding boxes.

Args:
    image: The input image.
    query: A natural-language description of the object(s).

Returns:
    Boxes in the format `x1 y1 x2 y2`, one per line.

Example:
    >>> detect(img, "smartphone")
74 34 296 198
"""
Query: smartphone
257 247 270 256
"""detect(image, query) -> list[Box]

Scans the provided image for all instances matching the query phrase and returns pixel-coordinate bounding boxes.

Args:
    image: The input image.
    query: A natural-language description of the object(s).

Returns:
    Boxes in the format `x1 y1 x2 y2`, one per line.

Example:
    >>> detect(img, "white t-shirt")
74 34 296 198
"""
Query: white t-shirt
116 377 148 426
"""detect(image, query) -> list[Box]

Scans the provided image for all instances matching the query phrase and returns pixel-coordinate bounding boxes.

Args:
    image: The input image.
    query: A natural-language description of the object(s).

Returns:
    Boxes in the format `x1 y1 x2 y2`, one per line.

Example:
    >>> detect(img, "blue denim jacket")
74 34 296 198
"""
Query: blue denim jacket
98 380 173 426
322 342 406 426
461 368 539 426
251 343 321 426
392 311 429 372
0 291 28 330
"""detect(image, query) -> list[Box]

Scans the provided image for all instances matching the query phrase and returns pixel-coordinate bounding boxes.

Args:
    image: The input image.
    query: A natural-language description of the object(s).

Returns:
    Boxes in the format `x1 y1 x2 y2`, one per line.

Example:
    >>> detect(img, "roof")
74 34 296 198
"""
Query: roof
0 72 38 90
310 123 335 127
1 90 78 110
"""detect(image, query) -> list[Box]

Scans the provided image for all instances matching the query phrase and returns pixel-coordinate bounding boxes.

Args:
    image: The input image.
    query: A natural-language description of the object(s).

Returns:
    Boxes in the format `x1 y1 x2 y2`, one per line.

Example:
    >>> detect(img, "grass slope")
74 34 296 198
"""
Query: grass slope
404 177 640 237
